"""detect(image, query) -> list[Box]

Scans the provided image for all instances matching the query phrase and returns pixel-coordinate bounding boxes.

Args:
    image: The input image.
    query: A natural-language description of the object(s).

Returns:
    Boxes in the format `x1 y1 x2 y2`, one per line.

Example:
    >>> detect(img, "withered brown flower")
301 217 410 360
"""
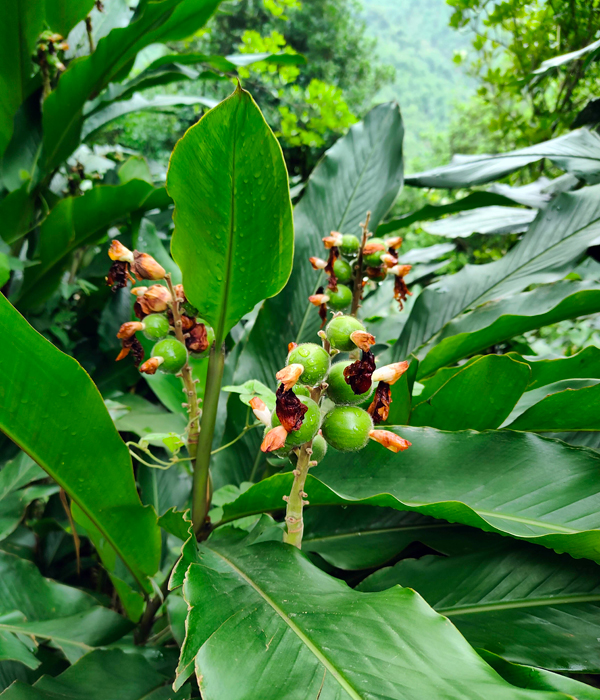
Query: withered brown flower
368 382 392 424
369 429 411 453
261 426 288 453
275 384 308 433
116 336 144 367
343 351 376 395
186 323 209 354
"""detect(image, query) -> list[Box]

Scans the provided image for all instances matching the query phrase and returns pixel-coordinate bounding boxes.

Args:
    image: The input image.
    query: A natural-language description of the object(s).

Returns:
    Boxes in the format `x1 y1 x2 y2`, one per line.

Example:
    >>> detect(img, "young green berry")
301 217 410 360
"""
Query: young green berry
364 237 387 267
326 361 374 405
292 384 311 398
310 433 328 464
326 315 366 352
321 406 373 452
151 338 187 374
333 258 353 283
272 396 321 448
327 284 352 310
142 314 170 340
287 343 331 386
340 234 360 257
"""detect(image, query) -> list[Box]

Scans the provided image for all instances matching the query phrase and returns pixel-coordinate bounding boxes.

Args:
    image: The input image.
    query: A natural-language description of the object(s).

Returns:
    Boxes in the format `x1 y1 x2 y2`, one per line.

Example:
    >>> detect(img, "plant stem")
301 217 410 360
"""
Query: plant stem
283 441 313 548
350 211 371 317
192 342 225 534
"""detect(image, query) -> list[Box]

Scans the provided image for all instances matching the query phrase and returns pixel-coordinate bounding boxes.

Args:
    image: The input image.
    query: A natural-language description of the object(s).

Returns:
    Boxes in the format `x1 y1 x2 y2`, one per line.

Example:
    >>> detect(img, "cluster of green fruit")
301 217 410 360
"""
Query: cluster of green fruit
252 315 411 463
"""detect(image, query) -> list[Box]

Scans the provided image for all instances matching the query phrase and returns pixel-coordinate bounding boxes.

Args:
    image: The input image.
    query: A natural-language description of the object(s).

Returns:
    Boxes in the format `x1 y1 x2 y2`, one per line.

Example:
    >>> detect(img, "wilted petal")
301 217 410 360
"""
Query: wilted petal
389 264 412 278
393 275 412 311
106 260 131 291
261 425 288 453
138 285 171 314
343 351 376 395
276 384 308 433
276 363 304 391
186 323 209 354
368 382 392 424
369 429 411 453
108 240 134 263
349 330 376 352
372 361 410 385
309 293 330 306
363 241 386 256
288 341 298 353
250 397 271 427
116 336 144 367
309 257 327 270
386 236 403 250
117 321 144 339
131 251 166 281
322 231 343 248
139 357 164 375
381 252 398 268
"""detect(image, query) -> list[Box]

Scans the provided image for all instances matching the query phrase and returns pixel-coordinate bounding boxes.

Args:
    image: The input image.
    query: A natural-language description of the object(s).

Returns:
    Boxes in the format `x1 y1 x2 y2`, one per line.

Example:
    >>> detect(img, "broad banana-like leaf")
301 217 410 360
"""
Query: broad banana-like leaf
358 540 600 672
0 296 161 591
405 128 600 188
423 206 537 238
214 102 404 486
534 38 600 76
45 0 95 36
393 185 600 361
168 85 293 345
526 346 600 390
410 355 530 430
504 379 600 426
220 427 600 562
174 521 568 700
417 281 600 379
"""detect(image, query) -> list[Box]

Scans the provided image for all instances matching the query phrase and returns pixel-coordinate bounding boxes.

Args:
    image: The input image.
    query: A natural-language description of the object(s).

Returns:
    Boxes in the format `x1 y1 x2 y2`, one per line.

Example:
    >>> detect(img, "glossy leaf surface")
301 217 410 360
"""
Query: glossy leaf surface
168 85 293 344
0 296 160 590
423 206 537 238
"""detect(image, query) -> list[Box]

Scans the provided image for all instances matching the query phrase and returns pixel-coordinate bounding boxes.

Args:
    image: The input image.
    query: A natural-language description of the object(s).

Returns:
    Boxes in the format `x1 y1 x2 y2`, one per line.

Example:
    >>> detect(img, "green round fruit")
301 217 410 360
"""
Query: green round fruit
321 406 372 452
272 396 321 448
333 258 353 283
327 284 352 310
152 338 187 374
292 384 311 398
142 314 170 340
326 315 365 352
287 343 330 386
326 361 374 405
364 237 387 267
310 433 328 464
340 234 360 257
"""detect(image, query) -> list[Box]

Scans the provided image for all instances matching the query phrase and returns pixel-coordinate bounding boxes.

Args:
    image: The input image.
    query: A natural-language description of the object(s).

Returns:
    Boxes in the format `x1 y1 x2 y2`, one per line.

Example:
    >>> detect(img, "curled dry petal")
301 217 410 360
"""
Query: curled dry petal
394 275 412 311
381 253 398 268
368 382 392 424
343 351 376 395
349 330 376 352
363 241 386 256
180 314 196 333
138 285 171 314
276 363 304 391
131 286 148 297
261 425 288 453
386 236 403 250
106 261 131 291
276 384 308 432
131 251 166 281
372 361 410 385
309 257 327 270
309 293 330 306
117 321 144 340
325 247 340 292
288 341 298 353
250 397 271 427
108 240 134 263
322 231 343 248
139 357 164 375
186 323 208 354
116 336 144 367
369 429 411 453
173 284 186 302
389 264 412 278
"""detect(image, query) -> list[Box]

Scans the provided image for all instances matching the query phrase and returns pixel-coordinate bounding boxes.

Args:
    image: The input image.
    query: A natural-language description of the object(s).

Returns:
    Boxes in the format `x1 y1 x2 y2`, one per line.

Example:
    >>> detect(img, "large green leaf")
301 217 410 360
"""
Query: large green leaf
423 206 537 238
0 296 160 590
526 346 600 390
507 382 600 432
0 0 43 158
42 0 220 171
0 649 188 699
14 180 156 308
174 521 568 699
405 129 600 188
214 102 404 486
168 85 293 345
410 355 530 430
393 185 600 361
220 427 600 562
534 38 600 76
0 551 131 666
358 540 600 672
417 281 600 379
45 0 95 36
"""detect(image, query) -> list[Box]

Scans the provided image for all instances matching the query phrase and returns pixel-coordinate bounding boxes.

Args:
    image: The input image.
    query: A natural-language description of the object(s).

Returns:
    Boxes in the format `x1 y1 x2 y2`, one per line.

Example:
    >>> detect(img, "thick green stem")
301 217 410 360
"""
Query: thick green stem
192 342 225 534
283 442 313 548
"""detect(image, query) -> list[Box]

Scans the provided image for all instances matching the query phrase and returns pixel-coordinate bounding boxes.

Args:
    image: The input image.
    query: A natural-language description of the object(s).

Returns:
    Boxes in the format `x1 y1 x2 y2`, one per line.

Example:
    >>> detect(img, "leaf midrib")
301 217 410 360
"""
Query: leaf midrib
304 521 457 545
438 592 600 616
209 546 363 700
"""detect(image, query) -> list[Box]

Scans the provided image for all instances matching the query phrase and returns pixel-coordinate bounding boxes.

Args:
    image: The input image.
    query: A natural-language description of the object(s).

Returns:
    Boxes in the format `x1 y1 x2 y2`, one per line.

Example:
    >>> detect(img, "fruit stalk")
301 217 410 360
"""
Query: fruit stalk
350 211 371 317
283 441 313 548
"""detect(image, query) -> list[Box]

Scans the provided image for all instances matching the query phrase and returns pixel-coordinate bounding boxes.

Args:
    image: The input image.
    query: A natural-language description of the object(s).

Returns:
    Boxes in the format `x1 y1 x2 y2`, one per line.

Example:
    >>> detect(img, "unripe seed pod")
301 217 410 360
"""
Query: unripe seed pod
287 343 331 386
151 338 187 374
327 284 352 310
333 258 352 283
272 396 321 448
310 433 328 464
292 384 311 398
143 314 170 340
326 315 366 352
321 406 373 452
340 234 360 257
326 361 374 405
363 237 387 267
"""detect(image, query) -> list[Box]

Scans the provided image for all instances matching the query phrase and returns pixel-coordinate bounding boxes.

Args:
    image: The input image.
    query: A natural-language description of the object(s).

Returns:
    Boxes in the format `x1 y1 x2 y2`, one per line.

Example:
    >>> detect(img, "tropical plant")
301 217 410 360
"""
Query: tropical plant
3 9 600 700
